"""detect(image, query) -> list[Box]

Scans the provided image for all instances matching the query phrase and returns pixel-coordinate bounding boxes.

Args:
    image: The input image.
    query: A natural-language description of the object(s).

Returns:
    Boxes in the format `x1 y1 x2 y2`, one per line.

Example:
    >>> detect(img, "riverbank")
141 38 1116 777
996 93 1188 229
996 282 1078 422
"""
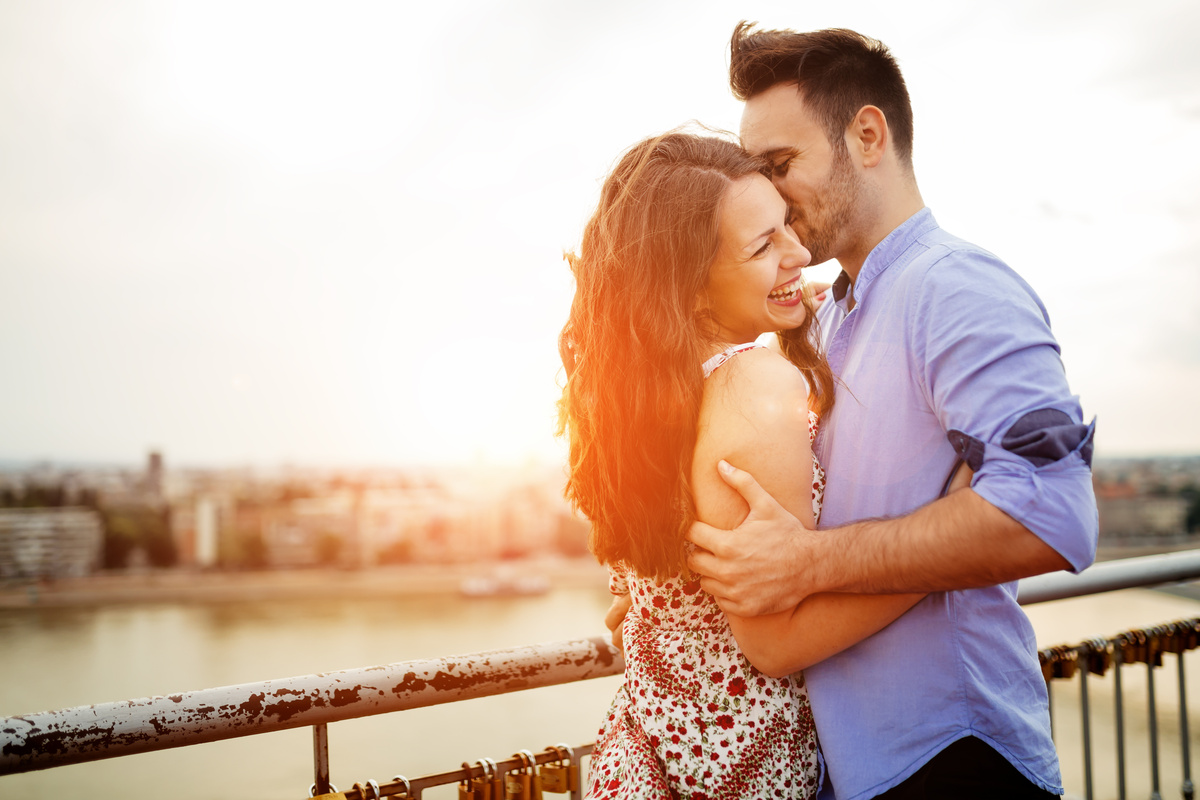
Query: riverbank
3 543 1197 610
0 557 610 609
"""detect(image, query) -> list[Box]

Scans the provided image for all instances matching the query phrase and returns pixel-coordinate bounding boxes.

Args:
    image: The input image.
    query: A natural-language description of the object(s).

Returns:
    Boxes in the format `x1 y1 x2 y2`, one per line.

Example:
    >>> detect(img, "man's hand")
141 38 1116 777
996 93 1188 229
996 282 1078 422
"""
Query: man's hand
605 593 632 653
687 460 820 616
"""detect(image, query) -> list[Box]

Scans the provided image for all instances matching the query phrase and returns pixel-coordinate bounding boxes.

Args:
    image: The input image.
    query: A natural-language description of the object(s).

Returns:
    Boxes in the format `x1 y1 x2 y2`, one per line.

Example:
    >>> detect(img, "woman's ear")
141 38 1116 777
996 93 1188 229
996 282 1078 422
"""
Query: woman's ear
848 105 888 169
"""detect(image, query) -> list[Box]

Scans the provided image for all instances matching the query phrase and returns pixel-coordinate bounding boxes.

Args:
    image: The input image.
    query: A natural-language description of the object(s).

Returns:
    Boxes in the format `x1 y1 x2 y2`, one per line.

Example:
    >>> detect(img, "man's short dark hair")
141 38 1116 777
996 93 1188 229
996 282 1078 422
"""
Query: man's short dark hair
729 22 914 168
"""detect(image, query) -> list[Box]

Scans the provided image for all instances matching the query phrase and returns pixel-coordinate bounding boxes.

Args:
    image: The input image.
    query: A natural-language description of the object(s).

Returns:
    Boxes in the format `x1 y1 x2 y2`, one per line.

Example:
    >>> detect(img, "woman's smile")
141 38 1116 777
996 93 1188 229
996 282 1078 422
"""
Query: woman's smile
768 277 804 305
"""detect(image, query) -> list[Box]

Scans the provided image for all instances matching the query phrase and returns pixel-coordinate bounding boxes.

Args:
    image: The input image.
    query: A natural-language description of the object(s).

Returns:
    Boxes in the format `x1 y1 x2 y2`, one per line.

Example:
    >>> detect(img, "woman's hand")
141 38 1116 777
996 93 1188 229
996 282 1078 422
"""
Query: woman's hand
605 593 632 653
809 280 832 306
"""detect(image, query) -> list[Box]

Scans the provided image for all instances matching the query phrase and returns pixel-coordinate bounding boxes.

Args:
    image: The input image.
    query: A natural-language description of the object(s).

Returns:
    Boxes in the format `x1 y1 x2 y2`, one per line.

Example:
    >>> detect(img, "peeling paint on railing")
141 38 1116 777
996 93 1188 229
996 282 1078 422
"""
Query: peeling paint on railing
0 635 623 775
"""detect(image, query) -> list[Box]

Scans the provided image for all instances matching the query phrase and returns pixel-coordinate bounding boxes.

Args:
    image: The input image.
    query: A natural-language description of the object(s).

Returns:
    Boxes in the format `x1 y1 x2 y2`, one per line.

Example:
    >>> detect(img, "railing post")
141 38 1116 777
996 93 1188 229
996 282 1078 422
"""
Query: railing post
570 747 586 800
1149 658 1162 800
1080 647 1094 800
1180 650 1194 800
1113 638 1126 800
314 722 331 795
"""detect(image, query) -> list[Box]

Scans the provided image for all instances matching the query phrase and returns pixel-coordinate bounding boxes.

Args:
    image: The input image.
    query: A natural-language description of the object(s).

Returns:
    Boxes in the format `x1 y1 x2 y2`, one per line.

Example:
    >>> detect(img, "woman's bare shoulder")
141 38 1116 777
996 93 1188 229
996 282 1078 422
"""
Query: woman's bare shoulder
703 346 811 427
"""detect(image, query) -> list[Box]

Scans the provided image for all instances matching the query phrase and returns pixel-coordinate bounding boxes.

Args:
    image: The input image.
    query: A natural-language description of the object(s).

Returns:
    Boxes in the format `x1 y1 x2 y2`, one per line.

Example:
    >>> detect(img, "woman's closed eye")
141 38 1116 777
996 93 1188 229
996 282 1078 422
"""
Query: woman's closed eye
752 240 774 258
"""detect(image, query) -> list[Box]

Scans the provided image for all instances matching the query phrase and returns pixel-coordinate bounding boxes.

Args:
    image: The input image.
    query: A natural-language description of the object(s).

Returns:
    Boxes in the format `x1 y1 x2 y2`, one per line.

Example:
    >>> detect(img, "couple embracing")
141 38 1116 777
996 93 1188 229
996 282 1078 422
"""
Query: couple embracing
557 22 1098 800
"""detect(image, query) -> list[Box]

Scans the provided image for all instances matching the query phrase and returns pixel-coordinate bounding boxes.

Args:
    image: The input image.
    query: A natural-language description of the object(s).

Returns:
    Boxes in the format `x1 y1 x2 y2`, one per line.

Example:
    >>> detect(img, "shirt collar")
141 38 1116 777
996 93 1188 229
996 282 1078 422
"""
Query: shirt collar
844 207 937 306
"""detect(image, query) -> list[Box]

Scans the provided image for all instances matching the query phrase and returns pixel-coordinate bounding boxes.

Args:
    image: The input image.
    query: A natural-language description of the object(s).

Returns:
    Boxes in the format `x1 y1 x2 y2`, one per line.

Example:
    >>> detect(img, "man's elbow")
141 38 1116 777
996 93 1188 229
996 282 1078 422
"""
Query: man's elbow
1006 526 1079 582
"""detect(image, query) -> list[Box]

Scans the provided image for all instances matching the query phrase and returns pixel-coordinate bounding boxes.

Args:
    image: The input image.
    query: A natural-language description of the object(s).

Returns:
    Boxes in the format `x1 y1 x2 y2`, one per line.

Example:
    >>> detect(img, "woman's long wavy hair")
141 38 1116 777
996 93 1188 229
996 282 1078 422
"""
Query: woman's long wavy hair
558 131 834 579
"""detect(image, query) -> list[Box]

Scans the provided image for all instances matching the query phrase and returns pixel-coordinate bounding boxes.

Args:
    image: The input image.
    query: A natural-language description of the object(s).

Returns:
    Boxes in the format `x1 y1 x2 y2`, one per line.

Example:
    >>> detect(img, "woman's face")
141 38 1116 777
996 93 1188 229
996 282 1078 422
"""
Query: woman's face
701 174 812 345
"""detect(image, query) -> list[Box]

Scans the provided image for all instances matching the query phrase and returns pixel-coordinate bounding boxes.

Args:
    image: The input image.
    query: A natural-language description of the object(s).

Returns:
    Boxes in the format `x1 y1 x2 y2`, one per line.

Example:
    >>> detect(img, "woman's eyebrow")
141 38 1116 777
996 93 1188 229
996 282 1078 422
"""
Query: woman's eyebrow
743 226 776 254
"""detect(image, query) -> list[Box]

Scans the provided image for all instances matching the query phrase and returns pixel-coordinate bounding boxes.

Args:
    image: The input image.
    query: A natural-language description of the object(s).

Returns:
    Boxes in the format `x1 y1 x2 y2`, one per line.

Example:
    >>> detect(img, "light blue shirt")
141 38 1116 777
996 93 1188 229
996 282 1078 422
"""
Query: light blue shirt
809 208 1097 800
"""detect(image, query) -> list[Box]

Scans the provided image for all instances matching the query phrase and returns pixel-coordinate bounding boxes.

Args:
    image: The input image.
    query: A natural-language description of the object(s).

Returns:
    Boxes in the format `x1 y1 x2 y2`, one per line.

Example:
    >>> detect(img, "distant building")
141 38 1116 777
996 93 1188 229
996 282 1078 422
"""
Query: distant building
1097 496 1190 543
170 496 222 568
146 451 164 498
0 508 103 580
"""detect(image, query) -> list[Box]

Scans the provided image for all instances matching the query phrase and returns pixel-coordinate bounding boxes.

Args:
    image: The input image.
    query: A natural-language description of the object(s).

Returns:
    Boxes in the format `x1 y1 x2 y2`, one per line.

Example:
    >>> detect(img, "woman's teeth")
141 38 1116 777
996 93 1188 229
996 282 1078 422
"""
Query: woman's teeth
769 283 801 302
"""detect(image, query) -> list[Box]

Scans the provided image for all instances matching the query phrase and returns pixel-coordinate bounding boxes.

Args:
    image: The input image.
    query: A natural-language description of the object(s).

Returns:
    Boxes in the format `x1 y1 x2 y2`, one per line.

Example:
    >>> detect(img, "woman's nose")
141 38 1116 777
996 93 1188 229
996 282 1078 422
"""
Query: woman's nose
783 229 811 269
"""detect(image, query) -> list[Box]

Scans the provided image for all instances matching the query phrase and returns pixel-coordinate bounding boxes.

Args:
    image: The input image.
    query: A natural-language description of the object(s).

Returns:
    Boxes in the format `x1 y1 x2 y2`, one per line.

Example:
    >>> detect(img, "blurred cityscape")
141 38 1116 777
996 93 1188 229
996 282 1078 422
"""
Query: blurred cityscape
0 452 1198 584
0 453 588 584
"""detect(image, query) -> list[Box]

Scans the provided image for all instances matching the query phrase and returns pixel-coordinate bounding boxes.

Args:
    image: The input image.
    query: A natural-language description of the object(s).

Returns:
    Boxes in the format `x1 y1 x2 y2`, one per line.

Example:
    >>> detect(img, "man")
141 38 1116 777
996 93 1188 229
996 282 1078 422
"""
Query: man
611 23 1098 800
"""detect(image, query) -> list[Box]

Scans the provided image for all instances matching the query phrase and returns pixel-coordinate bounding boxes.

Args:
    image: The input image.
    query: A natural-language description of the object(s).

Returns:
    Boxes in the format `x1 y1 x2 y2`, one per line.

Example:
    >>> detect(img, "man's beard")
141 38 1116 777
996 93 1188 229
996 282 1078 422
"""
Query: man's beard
789 144 860 265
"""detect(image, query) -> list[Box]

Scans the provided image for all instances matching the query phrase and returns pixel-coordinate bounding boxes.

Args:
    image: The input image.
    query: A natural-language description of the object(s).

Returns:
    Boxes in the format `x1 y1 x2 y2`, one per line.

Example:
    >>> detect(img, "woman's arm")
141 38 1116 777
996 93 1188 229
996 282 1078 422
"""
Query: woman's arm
692 349 929 678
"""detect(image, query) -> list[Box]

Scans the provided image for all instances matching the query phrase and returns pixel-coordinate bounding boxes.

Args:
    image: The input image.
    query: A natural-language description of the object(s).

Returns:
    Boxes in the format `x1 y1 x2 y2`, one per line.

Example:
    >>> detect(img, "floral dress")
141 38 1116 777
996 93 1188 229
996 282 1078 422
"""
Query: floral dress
588 343 826 800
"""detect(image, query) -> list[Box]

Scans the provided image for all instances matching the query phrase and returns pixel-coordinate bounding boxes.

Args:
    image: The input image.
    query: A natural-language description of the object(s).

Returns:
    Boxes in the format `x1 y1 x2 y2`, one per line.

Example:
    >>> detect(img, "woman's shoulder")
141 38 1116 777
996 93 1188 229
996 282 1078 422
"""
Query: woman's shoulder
702 346 811 428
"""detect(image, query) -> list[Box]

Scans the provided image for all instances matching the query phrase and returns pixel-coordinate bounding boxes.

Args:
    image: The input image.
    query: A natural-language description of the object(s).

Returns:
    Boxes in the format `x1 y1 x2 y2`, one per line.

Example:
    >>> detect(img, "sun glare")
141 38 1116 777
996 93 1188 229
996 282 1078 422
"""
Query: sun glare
159 2 421 172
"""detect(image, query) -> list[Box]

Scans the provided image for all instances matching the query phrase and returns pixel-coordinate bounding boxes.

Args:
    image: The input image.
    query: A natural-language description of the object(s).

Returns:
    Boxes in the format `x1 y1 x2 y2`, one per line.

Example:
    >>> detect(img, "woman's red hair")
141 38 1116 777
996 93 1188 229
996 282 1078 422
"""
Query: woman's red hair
559 131 834 579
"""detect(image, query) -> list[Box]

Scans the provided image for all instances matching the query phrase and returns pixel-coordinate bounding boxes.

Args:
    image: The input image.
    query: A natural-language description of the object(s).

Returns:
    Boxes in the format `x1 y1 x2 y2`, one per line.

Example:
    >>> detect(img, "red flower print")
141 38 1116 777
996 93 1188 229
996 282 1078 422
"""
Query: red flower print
727 677 747 696
716 715 734 730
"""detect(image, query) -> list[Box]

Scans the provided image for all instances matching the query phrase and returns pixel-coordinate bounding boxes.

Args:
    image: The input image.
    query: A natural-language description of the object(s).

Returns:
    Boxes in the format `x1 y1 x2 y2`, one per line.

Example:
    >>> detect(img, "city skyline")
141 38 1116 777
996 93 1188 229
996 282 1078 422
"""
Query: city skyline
2 0 1198 467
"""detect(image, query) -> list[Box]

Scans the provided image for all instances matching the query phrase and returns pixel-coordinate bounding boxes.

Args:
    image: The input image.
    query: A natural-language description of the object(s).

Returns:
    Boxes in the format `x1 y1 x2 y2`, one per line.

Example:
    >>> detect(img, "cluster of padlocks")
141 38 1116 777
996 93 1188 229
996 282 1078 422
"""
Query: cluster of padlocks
457 747 581 799
309 743 585 800
1039 618 1200 679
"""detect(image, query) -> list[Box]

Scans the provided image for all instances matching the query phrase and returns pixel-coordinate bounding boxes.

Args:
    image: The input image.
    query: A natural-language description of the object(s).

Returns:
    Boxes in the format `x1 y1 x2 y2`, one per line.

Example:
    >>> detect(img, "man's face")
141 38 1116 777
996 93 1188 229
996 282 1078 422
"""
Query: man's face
740 82 862 267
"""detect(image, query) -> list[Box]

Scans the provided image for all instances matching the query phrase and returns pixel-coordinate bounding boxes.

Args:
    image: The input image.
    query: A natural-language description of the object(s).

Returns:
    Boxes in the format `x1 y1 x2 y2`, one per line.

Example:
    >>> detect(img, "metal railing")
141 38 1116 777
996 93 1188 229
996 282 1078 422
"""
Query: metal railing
3 550 1200 799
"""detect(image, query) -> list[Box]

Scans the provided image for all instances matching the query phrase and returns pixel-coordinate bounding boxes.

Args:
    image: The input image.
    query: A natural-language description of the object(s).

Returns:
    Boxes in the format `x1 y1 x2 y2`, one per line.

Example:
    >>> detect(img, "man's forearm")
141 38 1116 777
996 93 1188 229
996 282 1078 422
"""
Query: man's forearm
809 488 1072 595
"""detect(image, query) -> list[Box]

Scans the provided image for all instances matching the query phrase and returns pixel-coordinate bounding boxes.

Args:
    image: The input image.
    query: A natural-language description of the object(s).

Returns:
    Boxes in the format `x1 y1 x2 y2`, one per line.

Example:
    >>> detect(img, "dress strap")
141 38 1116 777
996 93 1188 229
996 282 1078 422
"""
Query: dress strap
701 342 764 379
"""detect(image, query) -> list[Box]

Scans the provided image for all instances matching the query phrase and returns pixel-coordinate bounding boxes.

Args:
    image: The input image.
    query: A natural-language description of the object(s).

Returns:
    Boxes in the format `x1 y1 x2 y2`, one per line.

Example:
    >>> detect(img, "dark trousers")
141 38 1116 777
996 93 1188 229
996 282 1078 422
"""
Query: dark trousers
873 737 1059 799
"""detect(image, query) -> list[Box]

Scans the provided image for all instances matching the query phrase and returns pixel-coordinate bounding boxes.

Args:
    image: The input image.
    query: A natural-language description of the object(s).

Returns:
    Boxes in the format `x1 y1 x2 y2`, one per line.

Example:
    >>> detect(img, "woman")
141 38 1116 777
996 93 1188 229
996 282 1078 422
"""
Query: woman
557 132 928 799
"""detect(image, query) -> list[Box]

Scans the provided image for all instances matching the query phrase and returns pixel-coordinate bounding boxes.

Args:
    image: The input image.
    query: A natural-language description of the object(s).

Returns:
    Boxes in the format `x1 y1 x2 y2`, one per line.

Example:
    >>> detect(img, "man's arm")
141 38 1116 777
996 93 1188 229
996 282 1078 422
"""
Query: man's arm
689 461 1067 616
689 250 1097 617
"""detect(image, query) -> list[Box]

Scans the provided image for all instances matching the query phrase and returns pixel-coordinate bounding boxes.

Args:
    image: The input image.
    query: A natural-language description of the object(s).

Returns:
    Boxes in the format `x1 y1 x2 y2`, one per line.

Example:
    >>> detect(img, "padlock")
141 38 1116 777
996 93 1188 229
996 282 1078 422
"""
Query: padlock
538 747 569 794
353 781 381 800
505 753 531 800
390 774 412 800
462 759 492 800
1085 638 1110 676
1146 628 1164 667
1052 646 1077 680
487 758 504 799
1123 631 1144 665
1163 624 1185 655
1038 649 1054 682
556 744 579 793
1128 631 1145 664
521 750 543 800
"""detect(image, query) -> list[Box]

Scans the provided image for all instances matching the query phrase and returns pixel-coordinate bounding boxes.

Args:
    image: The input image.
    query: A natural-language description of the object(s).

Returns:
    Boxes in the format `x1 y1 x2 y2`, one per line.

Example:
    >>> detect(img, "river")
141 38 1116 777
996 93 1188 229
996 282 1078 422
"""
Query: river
1 579 1198 800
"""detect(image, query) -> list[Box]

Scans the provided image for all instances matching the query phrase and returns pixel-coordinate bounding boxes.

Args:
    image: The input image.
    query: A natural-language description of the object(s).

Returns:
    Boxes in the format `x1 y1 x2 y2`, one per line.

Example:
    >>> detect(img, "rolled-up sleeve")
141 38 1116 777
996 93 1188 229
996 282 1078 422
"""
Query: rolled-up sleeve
912 248 1098 573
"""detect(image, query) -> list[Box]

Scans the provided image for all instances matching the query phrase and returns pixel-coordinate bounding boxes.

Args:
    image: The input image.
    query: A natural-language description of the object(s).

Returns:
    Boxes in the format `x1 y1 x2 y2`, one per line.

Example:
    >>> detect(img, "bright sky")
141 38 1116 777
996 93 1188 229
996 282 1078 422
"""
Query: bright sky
1 0 1197 467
